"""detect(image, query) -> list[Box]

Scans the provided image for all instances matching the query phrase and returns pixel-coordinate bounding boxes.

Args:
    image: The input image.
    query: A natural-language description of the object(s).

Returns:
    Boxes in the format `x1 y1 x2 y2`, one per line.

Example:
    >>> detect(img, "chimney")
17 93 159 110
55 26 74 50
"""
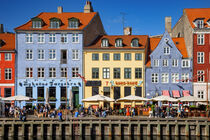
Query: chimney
84 1 94 13
165 16 172 33
57 6 63 13
0 24 4 33
124 27 132 35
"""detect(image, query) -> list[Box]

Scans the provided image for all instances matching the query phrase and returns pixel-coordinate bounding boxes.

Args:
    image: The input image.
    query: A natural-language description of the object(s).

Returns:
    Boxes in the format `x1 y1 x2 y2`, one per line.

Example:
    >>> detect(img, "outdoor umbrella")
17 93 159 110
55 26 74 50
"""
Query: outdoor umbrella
69 89 73 108
82 94 115 102
151 95 178 102
45 88 49 105
3 95 36 107
179 96 206 102
116 95 149 107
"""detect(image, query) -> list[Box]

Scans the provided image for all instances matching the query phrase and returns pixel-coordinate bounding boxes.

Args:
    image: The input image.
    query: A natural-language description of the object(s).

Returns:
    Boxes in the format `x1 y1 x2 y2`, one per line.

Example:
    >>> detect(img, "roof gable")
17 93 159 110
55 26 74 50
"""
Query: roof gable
0 33 15 51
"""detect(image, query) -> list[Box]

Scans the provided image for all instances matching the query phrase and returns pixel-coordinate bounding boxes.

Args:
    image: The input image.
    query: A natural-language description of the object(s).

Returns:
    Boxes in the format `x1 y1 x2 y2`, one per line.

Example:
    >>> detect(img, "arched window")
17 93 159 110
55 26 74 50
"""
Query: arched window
115 38 123 47
101 38 109 47
69 18 79 28
31 17 43 28
50 18 61 28
131 38 139 47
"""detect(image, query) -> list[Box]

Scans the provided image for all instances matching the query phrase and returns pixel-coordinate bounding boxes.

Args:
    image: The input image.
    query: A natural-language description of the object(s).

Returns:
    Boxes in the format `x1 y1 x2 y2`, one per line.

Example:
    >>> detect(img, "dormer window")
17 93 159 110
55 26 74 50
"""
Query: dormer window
131 38 139 47
50 18 61 28
207 19 210 26
197 20 204 28
101 38 109 47
31 17 43 28
69 18 79 29
164 46 170 55
115 38 123 47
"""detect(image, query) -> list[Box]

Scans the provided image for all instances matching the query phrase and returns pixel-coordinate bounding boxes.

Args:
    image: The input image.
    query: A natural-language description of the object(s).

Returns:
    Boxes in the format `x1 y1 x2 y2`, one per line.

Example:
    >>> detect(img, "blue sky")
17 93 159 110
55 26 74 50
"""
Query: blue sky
0 0 209 36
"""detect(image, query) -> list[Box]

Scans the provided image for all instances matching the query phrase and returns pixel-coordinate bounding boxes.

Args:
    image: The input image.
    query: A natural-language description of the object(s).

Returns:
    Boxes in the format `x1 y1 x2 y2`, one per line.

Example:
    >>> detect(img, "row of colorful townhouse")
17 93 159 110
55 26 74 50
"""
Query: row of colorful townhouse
0 2 209 108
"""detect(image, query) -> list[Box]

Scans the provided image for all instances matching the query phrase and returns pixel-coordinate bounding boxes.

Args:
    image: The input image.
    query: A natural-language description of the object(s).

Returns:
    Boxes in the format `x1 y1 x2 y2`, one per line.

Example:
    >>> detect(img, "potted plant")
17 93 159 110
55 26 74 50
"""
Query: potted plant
49 97 57 101
61 97 67 101
37 97 45 101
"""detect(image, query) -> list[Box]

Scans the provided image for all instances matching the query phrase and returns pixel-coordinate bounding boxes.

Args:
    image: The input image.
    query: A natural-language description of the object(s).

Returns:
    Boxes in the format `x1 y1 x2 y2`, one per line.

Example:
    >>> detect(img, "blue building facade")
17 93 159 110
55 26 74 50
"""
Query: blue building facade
146 31 193 99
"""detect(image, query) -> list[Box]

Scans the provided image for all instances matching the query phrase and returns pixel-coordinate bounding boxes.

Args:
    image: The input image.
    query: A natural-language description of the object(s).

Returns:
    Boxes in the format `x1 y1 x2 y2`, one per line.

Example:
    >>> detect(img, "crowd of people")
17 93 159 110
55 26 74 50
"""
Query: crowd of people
5 105 27 121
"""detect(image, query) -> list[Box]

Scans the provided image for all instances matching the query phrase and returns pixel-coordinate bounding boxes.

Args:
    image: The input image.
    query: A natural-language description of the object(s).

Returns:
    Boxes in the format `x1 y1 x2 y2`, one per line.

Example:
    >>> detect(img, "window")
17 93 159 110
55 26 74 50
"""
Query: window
124 53 131 60
182 60 190 68
72 33 79 43
26 68 33 78
92 68 99 79
61 87 66 98
26 34 33 43
197 52 204 64
32 21 41 28
72 67 79 78
5 53 11 61
198 91 204 99
103 68 110 79
135 53 142 60
101 39 109 47
69 18 79 28
92 87 99 96
103 53 110 60
38 33 45 43
49 50 56 60
61 68 67 78
162 59 168 67
124 68 131 79
4 88 11 97
135 68 142 79
197 20 204 28
72 50 79 60
92 53 99 61
49 87 56 98
50 20 60 28
38 50 45 60
197 34 204 45
151 73 158 83
131 39 139 47
181 73 189 83
114 53 120 60
49 68 56 78
25 50 33 61
5 68 12 80
197 70 204 82
171 73 179 83
61 34 67 43
172 59 178 67
115 39 123 47
164 46 170 55
103 87 110 97
114 87 120 100
124 87 131 97
153 59 159 67
37 68 44 78
49 34 56 43
26 87 33 97
135 87 142 97
114 68 120 79
61 50 67 64
161 73 169 83
37 87 44 98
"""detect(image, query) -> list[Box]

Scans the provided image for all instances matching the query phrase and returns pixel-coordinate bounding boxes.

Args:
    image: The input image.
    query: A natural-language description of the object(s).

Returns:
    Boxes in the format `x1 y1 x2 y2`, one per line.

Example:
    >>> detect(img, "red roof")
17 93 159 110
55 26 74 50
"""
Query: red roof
0 33 15 51
15 12 97 31
185 8 210 28
85 35 149 50
146 37 188 67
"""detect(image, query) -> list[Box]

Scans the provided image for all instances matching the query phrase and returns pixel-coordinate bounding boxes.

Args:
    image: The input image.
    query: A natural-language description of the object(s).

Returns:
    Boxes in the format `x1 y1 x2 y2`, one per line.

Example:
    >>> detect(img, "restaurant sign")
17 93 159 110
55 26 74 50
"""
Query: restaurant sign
105 81 143 86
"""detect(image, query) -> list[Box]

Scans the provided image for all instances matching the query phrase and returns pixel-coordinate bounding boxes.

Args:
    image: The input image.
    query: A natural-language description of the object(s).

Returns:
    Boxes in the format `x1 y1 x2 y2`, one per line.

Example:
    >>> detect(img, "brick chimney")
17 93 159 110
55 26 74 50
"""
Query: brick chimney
124 27 132 35
0 24 4 33
165 17 172 33
57 6 63 14
84 1 94 13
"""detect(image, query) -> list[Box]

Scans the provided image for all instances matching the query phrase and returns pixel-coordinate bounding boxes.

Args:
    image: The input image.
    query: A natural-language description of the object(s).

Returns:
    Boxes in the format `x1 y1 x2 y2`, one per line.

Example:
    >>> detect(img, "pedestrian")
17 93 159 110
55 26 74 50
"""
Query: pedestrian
131 108 135 117
58 110 62 121
126 107 130 117
149 106 152 118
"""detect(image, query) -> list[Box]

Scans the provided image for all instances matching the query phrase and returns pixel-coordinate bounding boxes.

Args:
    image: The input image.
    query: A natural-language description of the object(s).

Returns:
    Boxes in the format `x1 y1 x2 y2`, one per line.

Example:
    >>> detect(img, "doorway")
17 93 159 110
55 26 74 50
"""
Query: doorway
72 87 79 108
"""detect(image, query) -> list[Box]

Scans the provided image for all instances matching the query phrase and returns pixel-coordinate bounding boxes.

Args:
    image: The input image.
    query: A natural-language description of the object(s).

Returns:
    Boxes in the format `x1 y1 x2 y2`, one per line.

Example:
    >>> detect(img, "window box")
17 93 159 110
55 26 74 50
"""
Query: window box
37 97 45 101
61 97 67 101
49 97 57 101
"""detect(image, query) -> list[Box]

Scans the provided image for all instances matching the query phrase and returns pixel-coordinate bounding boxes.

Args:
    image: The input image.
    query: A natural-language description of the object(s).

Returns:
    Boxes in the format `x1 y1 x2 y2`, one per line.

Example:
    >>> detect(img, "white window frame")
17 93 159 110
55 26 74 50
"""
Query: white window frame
182 60 190 68
37 68 45 78
162 59 168 67
5 68 12 80
50 21 60 28
25 33 33 43
26 50 33 60
153 59 159 67
49 67 56 78
61 34 68 43
115 39 123 47
171 73 179 83
61 68 67 78
197 20 204 28
72 67 79 78
181 73 189 83
72 33 79 43
151 73 159 83
164 46 170 55
72 50 79 60
172 59 178 67
49 50 56 60
49 34 56 43
38 50 45 60
198 90 204 99
161 73 169 83
38 33 45 43
197 70 204 82
101 39 109 47
26 68 33 78
5 53 12 61
197 52 204 64
103 68 110 79
32 21 41 28
197 34 204 45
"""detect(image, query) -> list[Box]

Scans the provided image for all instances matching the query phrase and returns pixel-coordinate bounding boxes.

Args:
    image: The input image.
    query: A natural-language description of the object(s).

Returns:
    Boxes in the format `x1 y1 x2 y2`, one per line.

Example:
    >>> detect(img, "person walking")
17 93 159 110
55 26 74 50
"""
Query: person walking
126 107 130 117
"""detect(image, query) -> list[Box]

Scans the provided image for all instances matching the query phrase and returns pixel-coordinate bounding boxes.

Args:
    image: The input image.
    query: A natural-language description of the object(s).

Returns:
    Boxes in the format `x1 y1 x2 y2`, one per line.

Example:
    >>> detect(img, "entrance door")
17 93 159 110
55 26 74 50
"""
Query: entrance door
72 87 79 108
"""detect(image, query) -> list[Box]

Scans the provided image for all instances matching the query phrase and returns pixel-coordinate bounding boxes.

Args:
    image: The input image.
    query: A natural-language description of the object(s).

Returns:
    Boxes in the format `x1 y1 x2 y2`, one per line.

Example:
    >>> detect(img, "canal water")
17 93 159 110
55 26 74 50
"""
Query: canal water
1 136 209 140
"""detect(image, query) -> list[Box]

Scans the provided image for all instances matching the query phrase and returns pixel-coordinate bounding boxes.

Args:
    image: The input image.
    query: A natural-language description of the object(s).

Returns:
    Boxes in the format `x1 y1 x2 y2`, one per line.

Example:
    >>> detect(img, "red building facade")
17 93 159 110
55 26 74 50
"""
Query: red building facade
0 32 15 97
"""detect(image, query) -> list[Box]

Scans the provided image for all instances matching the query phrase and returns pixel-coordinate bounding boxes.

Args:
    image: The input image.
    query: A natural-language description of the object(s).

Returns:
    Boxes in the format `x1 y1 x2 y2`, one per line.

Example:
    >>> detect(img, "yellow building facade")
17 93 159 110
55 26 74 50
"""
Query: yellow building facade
83 35 149 108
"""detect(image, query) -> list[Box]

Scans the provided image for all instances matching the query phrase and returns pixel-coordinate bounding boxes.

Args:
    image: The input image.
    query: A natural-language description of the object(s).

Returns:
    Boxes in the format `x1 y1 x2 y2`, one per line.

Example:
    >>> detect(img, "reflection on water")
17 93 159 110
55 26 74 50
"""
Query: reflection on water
1 136 209 140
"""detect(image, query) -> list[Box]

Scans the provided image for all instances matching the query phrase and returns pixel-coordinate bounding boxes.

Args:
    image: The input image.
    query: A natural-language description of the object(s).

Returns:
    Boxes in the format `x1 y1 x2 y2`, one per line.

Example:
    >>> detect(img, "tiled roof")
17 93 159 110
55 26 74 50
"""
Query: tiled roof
85 35 149 50
15 12 97 31
185 8 210 28
146 37 188 67
0 33 15 51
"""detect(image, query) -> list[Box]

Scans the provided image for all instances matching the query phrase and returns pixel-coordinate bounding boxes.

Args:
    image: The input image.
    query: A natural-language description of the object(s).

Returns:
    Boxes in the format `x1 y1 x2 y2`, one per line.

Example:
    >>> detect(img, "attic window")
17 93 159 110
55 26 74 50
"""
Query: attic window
31 17 43 28
50 18 61 28
197 20 204 28
131 38 139 47
69 18 79 29
101 38 109 47
115 38 123 47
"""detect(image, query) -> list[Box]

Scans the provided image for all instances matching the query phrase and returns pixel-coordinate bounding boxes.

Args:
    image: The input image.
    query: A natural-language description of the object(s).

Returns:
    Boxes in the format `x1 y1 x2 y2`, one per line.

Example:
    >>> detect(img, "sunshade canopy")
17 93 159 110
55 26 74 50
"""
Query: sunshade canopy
3 95 36 101
151 95 178 102
82 94 115 102
116 95 149 102
179 96 206 102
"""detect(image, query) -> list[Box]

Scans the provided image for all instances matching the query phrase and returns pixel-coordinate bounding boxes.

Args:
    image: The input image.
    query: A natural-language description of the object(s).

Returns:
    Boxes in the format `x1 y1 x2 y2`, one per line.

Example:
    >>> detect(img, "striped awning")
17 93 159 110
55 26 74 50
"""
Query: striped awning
172 90 180 98
162 90 170 96
183 90 190 96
